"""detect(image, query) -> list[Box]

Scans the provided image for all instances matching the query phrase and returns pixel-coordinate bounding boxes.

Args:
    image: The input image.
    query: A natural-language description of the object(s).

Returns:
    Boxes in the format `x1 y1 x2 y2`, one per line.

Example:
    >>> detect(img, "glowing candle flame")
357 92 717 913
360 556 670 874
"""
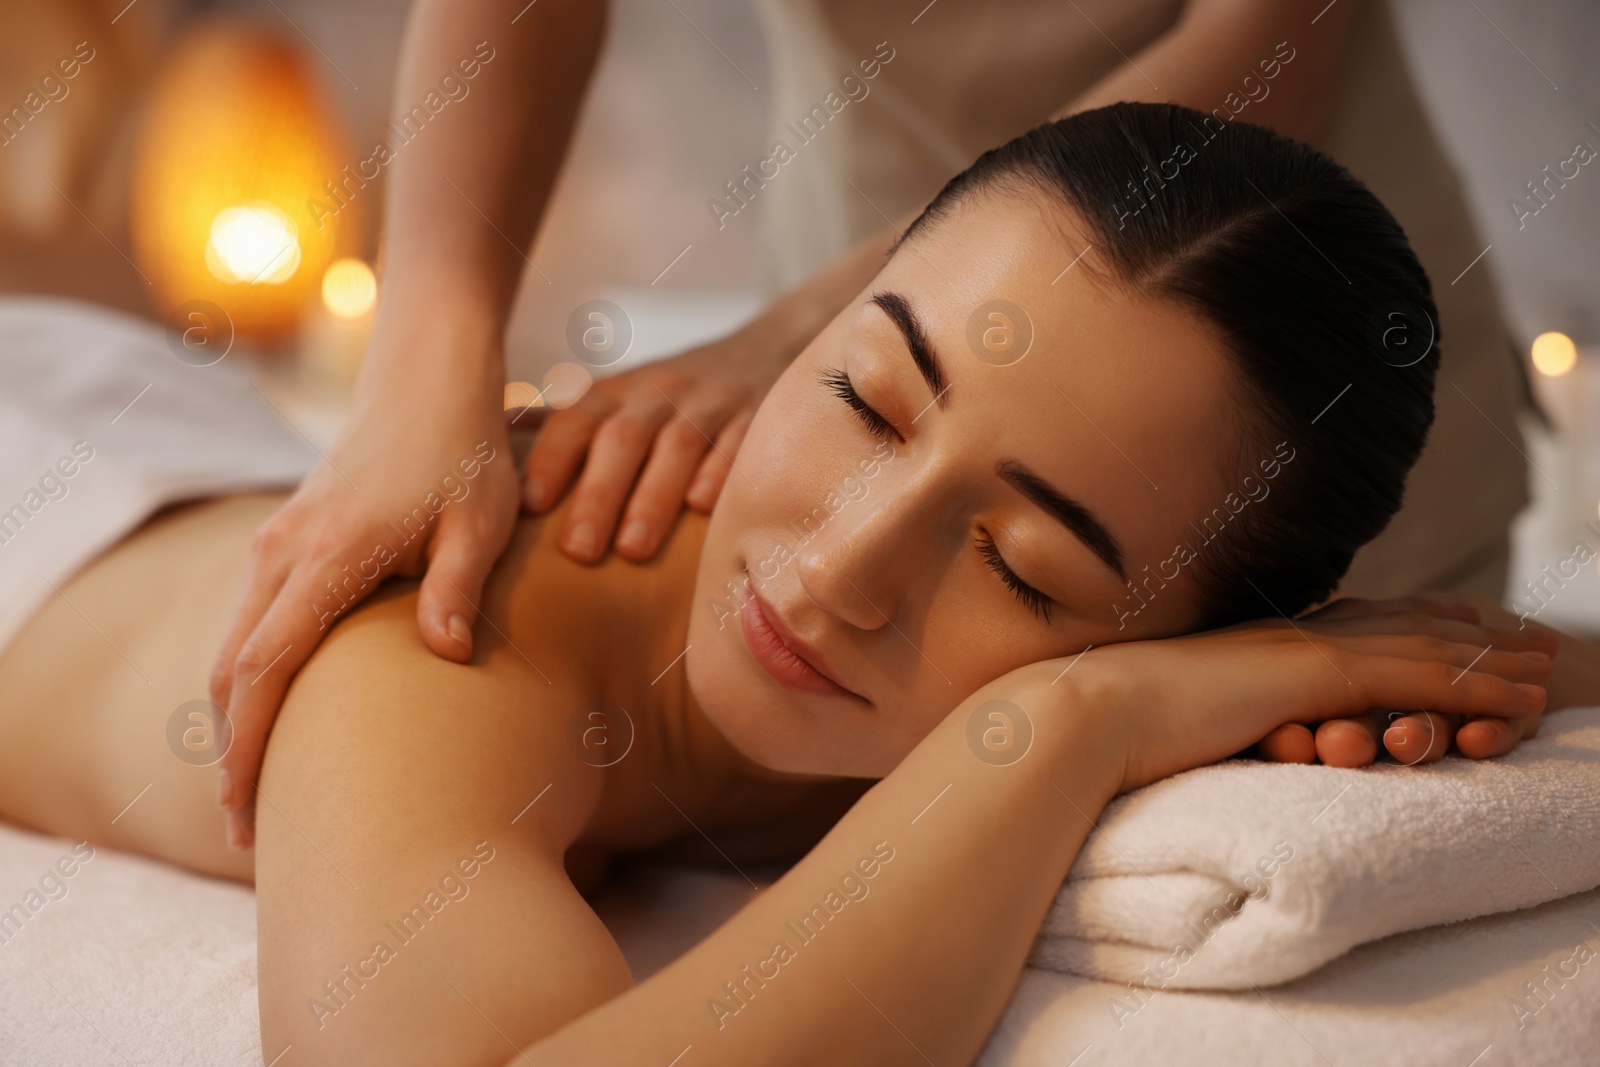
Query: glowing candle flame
1532 331 1577 377
321 257 377 319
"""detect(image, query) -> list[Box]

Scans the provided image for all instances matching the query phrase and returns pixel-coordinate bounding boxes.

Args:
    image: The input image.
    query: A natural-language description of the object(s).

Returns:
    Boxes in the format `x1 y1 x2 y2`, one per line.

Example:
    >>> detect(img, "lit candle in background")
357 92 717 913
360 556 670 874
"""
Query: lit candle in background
1532 331 1577 377
1527 329 1598 582
298 258 377 390
542 362 593 409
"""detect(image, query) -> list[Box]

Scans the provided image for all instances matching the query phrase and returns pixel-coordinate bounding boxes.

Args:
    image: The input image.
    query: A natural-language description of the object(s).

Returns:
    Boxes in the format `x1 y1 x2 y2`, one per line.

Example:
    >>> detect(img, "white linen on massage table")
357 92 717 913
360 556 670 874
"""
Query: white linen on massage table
1 819 1596 1067
0 297 317 656
1028 706 1600 991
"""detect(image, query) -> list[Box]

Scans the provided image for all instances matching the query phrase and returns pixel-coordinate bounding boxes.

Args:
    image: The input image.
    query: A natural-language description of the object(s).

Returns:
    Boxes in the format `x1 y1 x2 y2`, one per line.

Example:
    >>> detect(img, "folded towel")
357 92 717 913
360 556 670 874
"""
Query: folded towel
0 297 317 655
1026 705 1600 990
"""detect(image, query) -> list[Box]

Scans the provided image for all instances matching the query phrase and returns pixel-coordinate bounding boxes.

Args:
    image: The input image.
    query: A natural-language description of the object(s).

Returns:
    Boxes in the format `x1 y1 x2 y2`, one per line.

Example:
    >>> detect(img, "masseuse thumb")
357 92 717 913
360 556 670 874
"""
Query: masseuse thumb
417 526 498 663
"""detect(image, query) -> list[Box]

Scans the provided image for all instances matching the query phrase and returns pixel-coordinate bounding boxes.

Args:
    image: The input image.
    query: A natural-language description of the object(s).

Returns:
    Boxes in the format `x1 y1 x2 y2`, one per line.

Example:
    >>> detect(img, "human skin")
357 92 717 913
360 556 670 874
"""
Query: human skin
0 188 1556 1065
206 0 1373 846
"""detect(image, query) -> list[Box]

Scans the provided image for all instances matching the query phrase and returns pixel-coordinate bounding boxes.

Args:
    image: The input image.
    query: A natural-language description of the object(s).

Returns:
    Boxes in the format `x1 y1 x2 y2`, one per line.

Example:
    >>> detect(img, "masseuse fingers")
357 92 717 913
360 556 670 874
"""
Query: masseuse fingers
218 560 360 848
687 407 754 512
521 390 620 514
613 383 746 560
416 508 515 663
1302 596 1481 624
558 391 681 562
1381 710 1459 765
208 517 295 711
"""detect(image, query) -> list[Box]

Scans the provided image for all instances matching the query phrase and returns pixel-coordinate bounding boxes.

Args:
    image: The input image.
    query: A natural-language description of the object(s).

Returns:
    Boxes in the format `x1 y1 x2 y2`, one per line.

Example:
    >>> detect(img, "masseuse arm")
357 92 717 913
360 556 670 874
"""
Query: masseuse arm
512 618 1546 1066
209 0 608 846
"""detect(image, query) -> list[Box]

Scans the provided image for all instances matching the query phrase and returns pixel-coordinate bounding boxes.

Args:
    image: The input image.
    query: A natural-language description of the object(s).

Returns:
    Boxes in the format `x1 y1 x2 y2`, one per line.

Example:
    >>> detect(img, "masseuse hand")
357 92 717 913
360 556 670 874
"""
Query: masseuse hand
1240 596 1559 768
209 329 519 848
1008 605 1551 796
520 326 783 562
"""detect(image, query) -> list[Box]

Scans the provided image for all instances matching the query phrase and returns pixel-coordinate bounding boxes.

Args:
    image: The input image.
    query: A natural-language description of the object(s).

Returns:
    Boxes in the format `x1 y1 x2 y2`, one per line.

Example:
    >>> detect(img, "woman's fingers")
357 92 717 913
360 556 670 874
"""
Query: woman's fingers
1310 612 1559 659
1326 629 1555 687
1337 647 1545 723
1304 595 1481 624
1454 714 1525 759
1256 723 1317 763
1381 710 1459 765
1314 712 1388 767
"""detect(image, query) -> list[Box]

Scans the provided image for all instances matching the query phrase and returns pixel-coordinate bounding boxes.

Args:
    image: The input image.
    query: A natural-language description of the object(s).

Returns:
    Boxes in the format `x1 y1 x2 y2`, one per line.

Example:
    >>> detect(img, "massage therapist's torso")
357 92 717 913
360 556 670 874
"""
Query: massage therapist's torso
0 488 868 889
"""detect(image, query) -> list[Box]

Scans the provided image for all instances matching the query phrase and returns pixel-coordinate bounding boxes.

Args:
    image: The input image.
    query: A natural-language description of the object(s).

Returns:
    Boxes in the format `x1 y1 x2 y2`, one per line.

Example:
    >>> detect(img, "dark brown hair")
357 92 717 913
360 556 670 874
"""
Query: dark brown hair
903 102 1440 628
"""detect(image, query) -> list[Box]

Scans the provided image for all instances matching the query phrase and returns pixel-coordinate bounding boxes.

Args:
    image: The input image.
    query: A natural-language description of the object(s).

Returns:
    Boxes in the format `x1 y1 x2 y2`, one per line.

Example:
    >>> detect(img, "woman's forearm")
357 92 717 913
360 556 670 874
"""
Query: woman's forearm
516 674 1124 1067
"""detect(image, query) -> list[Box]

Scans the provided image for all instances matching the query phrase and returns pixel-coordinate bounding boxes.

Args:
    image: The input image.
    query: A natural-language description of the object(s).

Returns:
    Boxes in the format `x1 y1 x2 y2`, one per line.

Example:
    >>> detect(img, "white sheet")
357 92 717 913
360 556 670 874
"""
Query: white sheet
1 820 1595 1067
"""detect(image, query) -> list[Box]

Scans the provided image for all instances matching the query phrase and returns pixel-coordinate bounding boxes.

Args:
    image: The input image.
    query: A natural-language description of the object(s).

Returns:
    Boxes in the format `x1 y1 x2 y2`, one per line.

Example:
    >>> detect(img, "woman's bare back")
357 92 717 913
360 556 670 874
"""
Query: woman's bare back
0 488 865 1061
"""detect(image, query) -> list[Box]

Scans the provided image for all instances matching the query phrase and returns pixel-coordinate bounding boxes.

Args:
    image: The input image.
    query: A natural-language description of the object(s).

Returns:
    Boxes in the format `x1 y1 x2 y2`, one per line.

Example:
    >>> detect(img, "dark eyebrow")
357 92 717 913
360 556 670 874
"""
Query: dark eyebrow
996 459 1127 582
869 290 949 410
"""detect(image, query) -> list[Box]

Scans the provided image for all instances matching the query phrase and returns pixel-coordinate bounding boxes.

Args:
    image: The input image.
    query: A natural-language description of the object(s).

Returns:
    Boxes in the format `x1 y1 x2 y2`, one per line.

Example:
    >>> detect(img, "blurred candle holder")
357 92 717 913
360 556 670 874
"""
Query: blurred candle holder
128 20 362 346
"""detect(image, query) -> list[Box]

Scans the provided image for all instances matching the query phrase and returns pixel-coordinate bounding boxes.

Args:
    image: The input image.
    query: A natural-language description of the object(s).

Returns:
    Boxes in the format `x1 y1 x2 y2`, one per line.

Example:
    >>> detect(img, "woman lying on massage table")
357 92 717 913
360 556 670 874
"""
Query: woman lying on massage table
0 105 1575 1066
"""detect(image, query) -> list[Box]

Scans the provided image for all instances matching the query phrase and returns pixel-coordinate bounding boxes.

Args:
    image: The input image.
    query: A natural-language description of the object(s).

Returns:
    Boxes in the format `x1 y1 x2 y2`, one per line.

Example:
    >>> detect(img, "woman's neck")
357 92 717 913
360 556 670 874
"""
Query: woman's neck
517 502 822 803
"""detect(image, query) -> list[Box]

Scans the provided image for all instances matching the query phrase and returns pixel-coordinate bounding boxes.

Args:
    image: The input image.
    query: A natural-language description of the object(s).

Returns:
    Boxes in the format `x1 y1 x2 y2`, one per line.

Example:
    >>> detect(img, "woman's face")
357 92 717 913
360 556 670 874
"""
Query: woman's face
686 189 1245 777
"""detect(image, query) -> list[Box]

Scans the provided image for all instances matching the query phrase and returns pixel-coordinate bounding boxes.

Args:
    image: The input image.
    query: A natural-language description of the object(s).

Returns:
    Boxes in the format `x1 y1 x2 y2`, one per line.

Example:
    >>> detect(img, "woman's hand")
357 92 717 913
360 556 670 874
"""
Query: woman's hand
1042 604 1552 796
520 329 785 563
1252 596 1561 767
208 342 519 848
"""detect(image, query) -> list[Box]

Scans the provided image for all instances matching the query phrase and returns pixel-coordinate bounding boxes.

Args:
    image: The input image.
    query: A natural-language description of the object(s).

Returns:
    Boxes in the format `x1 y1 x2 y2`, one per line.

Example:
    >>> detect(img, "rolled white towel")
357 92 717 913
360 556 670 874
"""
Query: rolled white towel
1026 705 1600 990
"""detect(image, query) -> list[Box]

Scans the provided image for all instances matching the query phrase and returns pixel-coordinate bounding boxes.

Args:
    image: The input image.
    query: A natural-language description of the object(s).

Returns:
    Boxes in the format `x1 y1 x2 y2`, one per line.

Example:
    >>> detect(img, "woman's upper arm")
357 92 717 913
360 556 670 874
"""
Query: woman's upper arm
253 584 631 1065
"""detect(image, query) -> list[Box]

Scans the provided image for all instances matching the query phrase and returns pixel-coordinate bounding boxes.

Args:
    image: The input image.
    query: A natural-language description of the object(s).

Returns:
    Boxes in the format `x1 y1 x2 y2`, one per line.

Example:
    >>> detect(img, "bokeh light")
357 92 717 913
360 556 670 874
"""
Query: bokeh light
1532 331 1577 377
205 202 301 285
504 380 546 412
543 362 593 409
321 257 377 318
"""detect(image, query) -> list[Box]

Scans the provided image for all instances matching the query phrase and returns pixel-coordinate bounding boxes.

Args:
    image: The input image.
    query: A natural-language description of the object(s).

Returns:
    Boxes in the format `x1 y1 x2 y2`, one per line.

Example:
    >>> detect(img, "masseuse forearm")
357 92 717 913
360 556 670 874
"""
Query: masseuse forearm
727 222 899 376
1058 0 1363 143
517 680 1122 1067
730 0 1362 377
374 0 608 359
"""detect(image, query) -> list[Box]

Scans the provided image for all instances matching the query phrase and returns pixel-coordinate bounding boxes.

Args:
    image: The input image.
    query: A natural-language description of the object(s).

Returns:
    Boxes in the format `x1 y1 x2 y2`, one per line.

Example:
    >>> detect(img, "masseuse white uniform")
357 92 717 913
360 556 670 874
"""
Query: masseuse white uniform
749 0 1534 604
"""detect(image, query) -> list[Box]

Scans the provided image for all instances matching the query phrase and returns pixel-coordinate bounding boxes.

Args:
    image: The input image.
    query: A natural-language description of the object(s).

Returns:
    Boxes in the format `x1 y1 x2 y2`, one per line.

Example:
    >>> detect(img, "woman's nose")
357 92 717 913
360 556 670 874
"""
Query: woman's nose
794 476 937 631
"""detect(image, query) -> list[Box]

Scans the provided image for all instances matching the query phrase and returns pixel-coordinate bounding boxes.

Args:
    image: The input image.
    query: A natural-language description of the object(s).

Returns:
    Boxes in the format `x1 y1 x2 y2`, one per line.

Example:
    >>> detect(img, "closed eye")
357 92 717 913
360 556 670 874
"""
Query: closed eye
819 366 900 441
976 531 1053 624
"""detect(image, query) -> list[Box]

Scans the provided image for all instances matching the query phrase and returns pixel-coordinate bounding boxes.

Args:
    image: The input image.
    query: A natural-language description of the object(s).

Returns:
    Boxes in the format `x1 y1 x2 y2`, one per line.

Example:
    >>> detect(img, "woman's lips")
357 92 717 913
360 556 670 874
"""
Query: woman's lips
740 586 858 700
